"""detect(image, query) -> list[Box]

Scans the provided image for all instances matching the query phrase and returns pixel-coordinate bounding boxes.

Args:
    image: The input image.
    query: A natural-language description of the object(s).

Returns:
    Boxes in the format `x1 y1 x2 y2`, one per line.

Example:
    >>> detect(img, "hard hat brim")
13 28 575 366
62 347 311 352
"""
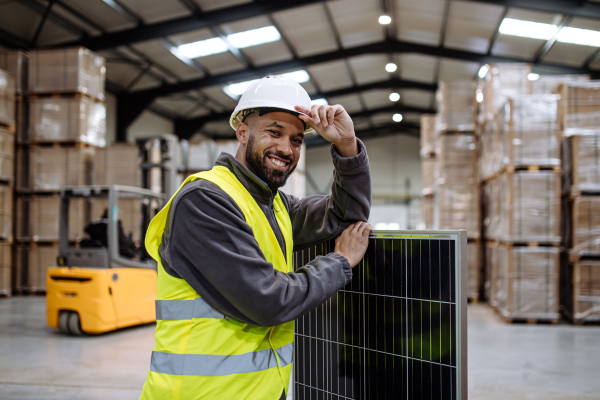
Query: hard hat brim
230 103 314 133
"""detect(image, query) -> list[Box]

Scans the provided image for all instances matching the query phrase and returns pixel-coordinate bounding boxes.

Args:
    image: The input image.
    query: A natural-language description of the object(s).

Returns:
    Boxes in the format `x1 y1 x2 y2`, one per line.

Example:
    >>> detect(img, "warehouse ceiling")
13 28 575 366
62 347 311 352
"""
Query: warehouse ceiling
1 0 600 144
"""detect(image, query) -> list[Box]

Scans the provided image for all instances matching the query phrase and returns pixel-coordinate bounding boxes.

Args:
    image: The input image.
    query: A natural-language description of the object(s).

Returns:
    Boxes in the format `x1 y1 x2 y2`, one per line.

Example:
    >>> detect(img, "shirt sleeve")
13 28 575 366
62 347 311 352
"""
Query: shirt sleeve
280 138 371 250
162 182 353 327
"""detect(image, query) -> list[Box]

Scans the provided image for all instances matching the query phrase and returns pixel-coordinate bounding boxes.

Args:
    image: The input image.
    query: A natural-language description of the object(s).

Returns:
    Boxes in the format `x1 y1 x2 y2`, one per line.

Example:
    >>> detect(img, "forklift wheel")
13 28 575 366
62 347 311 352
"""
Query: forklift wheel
67 312 84 336
58 311 70 334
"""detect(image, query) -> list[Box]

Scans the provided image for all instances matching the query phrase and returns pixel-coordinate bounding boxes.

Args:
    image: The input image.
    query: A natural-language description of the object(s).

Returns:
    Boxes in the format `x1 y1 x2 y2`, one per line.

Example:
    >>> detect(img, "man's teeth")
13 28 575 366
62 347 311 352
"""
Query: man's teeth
270 157 286 167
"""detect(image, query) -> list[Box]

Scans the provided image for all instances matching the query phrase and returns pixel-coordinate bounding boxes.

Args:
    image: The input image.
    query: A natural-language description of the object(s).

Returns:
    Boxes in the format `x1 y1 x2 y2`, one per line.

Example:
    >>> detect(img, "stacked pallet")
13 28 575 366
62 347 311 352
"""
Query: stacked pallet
14 47 106 294
479 64 566 324
420 82 481 301
559 82 600 324
0 68 15 296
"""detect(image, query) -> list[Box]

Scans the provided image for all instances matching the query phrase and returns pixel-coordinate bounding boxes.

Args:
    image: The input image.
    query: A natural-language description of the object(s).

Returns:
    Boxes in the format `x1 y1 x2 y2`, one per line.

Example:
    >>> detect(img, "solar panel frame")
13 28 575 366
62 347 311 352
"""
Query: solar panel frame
291 230 468 400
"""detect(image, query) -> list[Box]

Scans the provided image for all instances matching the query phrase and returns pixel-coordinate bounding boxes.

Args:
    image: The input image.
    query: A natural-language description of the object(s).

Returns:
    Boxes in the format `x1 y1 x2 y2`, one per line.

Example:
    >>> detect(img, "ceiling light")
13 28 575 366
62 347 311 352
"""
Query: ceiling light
527 73 540 81
227 26 281 49
499 18 557 40
178 37 228 58
389 93 400 102
379 15 392 25
223 70 310 98
478 65 489 79
557 26 600 47
385 63 397 73
476 92 483 103
393 113 403 122
311 98 328 106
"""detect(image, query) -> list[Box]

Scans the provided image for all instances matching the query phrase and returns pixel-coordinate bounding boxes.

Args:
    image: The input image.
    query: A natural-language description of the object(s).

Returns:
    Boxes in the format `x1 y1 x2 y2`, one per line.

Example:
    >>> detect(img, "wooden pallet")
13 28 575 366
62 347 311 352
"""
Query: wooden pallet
0 122 16 133
500 316 560 325
480 164 561 184
568 252 600 264
19 140 95 149
28 91 105 103
467 297 479 304
486 240 560 248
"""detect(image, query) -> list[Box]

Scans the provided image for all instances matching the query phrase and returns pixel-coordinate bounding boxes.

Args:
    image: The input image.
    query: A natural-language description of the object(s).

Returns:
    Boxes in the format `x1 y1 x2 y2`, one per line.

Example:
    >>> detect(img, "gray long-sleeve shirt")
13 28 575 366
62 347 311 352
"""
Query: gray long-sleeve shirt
158 139 371 327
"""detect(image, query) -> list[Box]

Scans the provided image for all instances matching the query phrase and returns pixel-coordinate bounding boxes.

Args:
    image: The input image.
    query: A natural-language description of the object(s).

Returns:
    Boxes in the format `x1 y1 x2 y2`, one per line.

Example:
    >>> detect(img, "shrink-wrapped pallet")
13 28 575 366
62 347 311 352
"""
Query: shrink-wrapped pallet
436 81 476 132
93 144 140 187
0 69 15 127
531 74 589 95
421 195 434 229
561 261 600 324
436 183 480 239
561 134 600 196
556 82 600 134
0 185 12 240
496 171 561 243
485 243 499 303
467 241 481 300
478 63 532 123
0 51 28 94
493 245 559 321
420 114 437 156
17 146 94 192
483 177 501 240
0 242 11 295
27 96 106 146
478 117 502 181
90 197 142 242
562 196 600 256
14 245 59 292
15 196 86 242
421 157 437 196
437 133 477 185
29 47 105 101
0 127 14 181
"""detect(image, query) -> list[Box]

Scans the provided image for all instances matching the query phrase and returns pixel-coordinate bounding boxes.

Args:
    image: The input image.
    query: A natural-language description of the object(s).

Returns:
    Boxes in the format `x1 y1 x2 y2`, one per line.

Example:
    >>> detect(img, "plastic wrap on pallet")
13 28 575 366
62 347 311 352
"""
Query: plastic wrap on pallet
561 134 600 196
498 171 561 243
556 82 600 135
421 195 434 229
436 183 480 239
437 133 477 185
28 96 106 146
90 197 142 243
17 146 94 192
421 157 437 196
494 246 559 321
15 196 86 242
436 81 476 132
468 241 481 300
483 177 501 240
0 127 14 182
420 114 438 156
478 117 502 181
531 74 589 95
0 69 15 127
0 242 11 295
28 47 105 101
485 243 498 303
14 245 59 293
563 196 600 256
0 51 28 94
93 144 140 187
570 261 600 323
0 185 12 240
478 63 532 123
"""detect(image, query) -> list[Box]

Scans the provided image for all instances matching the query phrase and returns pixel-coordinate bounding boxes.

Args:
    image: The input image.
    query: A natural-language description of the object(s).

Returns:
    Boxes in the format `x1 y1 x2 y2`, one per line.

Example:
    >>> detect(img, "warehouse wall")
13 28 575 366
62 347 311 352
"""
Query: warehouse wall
305 134 422 229
105 93 175 144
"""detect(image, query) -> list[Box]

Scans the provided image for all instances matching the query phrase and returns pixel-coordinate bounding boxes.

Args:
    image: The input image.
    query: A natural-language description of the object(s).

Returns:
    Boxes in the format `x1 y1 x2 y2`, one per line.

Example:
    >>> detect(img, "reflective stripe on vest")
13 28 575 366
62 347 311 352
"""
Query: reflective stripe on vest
150 343 294 377
155 298 225 320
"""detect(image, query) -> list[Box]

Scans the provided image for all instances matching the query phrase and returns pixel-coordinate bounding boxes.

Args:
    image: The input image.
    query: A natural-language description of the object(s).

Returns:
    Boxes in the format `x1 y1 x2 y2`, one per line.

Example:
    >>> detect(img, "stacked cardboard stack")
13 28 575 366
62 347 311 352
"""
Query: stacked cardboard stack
479 64 568 323
420 82 481 301
559 82 600 324
13 47 107 293
0 68 15 296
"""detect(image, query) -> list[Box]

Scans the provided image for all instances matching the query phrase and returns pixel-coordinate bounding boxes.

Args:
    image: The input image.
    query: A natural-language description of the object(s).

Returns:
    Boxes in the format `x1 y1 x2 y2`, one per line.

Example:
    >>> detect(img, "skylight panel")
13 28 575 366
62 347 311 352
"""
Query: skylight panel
178 37 228 58
227 26 281 49
499 18 557 40
223 70 311 99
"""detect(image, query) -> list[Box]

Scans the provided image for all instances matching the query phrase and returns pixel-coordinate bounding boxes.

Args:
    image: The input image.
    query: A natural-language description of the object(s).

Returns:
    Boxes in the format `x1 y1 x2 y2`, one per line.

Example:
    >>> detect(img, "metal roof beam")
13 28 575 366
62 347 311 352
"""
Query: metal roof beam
460 0 600 20
306 122 421 147
64 0 322 51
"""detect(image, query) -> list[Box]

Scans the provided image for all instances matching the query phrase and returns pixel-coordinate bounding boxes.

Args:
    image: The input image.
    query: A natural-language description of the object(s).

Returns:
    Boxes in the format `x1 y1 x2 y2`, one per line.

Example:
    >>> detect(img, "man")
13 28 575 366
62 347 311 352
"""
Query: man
140 75 372 400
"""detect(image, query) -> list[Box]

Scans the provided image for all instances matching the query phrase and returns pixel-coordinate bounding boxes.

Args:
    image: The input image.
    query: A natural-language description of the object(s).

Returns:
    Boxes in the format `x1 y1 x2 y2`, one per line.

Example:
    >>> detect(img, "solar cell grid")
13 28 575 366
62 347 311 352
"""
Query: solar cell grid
292 231 467 400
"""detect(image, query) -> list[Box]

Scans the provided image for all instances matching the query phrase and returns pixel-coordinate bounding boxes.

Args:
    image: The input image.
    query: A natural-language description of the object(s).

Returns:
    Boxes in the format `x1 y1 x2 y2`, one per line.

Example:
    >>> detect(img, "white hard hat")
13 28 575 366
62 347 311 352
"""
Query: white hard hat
229 75 314 133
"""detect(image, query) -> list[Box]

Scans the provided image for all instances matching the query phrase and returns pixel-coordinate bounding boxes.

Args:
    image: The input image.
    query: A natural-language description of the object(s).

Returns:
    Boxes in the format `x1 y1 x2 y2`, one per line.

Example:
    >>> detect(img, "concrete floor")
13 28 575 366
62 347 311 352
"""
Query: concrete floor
0 298 599 400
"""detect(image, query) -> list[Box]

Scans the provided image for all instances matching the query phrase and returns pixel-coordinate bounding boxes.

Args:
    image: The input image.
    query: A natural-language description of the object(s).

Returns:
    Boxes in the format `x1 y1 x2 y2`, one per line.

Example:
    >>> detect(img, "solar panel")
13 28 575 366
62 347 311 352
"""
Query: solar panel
292 230 467 400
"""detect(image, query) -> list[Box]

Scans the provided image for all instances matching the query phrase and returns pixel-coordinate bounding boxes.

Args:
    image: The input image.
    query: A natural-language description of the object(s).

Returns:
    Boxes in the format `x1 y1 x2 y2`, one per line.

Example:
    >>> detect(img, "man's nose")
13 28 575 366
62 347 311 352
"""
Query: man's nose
275 138 293 156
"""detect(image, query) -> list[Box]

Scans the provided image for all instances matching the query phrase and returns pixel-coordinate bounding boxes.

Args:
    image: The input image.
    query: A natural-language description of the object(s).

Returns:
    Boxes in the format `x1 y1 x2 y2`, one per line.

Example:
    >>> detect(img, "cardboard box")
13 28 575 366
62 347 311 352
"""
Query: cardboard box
14 244 59 292
420 114 437 156
561 134 600 196
531 74 589 95
28 47 105 101
0 127 14 182
421 195 434 229
437 133 477 185
436 81 476 132
556 82 600 134
0 51 28 94
562 195 600 256
561 259 600 324
468 241 481 300
93 144 140 187
0 242 11 295
0 184 12 240
436 183 480 239
0 69 15 127
421 157 437 196
493 245 559 321
27 96 106 146
17 146 94 192
478 63 532 123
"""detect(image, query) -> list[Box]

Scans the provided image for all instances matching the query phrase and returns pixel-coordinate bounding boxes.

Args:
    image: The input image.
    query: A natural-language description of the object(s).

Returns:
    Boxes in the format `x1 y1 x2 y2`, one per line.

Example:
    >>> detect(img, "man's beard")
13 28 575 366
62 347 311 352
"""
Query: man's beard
246 134 296 192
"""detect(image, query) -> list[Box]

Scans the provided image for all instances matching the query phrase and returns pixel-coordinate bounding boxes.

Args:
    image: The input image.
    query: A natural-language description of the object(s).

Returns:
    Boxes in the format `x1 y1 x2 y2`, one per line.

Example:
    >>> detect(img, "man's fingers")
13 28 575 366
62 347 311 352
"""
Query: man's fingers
318 106 328 127
294 105 311 115
311 104 321 124
326 106 336 126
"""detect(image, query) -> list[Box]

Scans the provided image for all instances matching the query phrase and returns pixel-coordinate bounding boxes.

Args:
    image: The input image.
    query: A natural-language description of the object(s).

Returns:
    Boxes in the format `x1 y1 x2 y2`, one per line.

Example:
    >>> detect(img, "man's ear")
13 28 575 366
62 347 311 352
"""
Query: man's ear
236 122 250 145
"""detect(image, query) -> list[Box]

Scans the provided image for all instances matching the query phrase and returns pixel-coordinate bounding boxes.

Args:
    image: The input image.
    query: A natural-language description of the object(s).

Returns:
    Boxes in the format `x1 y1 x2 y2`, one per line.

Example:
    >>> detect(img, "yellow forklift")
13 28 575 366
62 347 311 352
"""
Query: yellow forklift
46 185 165 335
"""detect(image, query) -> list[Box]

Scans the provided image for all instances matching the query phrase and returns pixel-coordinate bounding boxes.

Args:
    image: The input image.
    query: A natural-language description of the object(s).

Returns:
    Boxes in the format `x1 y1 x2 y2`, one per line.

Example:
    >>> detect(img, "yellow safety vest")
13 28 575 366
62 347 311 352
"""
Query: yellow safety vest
140 166 294 400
